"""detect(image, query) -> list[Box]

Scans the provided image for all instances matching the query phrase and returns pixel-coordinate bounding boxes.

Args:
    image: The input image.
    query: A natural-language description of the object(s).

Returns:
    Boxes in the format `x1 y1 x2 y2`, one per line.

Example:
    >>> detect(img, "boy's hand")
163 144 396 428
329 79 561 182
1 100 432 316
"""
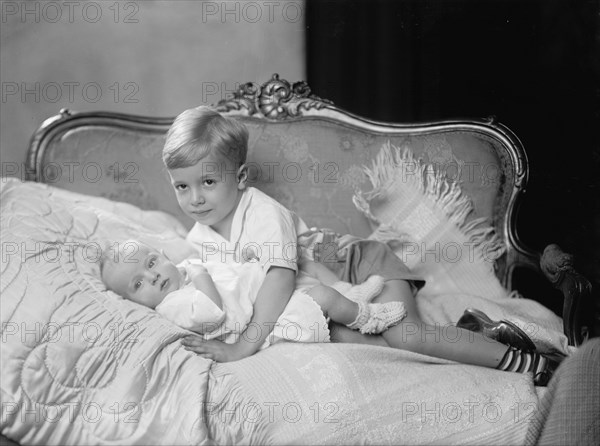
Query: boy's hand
181 336 250 362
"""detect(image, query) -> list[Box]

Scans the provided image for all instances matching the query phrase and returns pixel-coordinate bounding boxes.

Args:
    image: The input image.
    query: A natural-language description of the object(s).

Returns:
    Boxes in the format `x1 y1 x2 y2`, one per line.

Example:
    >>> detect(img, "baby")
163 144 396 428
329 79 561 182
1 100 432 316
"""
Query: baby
99 239 407 347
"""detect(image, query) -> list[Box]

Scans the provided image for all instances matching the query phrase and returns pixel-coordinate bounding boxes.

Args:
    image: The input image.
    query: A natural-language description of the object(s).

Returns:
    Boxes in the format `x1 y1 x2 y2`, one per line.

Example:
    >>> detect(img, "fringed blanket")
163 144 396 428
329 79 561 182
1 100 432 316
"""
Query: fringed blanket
353 142 570 357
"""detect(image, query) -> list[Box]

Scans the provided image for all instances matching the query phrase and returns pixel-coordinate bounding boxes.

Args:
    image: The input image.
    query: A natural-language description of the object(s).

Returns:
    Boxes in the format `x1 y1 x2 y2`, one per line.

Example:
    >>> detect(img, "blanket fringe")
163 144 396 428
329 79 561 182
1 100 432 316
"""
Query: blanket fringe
354 141 505 265
353 142 422 225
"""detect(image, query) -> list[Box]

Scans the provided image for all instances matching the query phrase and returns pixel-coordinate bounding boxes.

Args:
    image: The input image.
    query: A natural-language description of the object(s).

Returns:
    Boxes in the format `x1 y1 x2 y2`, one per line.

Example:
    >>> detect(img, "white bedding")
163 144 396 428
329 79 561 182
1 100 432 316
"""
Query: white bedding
1 179 211 444
0 178 562 445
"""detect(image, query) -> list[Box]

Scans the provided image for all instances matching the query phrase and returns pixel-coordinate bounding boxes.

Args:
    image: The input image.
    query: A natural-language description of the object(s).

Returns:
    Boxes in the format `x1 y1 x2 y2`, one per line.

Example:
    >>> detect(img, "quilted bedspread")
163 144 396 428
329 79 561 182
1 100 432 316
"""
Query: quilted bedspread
0 179 212 444
1 179 545 445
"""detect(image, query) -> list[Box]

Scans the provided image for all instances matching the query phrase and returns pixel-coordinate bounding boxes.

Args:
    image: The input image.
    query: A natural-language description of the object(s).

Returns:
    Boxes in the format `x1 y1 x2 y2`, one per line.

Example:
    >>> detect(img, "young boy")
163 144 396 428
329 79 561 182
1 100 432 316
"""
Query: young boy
162 106 559 385
99 239 406 347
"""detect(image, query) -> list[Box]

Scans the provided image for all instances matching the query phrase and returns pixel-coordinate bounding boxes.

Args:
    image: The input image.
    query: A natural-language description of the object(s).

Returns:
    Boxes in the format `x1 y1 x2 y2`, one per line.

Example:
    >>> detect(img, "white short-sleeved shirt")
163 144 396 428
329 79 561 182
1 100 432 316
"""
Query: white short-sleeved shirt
186 187 310 273
155 259 330 346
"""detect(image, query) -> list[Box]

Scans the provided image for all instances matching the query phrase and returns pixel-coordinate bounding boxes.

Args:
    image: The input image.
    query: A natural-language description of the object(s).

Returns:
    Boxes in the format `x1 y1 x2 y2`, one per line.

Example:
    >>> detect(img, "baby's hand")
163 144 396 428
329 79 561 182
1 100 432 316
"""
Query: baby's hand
188 264 209 278
180 259 209 278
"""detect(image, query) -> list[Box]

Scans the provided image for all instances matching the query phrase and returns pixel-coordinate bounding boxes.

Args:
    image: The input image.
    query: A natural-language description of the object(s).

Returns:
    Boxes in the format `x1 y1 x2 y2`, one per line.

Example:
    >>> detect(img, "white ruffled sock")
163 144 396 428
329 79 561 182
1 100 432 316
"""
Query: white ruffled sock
331 275 385 303
347 301 407 334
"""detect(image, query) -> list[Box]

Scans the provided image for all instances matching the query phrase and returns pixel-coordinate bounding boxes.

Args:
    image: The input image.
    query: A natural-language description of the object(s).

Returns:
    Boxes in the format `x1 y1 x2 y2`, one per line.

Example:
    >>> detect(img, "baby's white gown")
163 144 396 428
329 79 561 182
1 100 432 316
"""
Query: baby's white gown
155 259 331 348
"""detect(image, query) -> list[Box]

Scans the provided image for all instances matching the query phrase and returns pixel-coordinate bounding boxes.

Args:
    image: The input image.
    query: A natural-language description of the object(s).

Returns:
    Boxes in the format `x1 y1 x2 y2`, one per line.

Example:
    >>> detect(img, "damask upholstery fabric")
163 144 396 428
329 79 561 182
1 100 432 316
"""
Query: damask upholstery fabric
39 118 508 241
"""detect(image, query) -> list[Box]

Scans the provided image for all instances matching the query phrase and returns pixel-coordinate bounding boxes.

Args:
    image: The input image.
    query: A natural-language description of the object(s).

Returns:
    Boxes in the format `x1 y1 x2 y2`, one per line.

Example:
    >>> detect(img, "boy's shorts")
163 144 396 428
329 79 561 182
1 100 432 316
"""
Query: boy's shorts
340 240 425 295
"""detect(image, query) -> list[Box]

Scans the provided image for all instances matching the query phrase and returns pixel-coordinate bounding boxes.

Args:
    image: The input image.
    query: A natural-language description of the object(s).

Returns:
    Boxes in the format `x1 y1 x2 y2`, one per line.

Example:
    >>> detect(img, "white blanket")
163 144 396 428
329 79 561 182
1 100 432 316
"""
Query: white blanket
354 143 571 357
1 179 212 444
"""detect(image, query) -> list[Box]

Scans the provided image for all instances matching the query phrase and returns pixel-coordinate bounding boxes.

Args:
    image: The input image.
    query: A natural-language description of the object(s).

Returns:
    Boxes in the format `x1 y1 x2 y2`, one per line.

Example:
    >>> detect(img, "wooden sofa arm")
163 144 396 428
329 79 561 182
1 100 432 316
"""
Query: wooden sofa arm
540 244 593 346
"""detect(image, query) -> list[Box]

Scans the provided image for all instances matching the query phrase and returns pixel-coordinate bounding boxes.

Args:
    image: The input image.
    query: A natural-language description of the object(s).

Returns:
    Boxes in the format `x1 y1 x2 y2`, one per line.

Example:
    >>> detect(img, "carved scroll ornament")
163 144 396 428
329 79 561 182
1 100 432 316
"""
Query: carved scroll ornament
215 73 333 120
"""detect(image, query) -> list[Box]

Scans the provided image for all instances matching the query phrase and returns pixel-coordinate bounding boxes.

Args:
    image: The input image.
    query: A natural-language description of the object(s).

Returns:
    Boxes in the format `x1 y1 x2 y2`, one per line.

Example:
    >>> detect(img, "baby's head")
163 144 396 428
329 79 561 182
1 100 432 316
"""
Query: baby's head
162 106 248 170
100 240 183 309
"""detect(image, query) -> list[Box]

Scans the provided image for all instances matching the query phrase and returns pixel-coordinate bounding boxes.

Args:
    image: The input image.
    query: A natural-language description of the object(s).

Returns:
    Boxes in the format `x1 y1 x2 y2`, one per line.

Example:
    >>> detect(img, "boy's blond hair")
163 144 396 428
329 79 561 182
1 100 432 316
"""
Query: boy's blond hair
163 106 249 169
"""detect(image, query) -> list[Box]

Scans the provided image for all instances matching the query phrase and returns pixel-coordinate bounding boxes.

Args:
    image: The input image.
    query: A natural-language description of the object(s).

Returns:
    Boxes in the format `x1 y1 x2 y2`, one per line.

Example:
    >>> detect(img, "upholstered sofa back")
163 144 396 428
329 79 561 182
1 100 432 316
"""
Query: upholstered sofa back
26 75 532 286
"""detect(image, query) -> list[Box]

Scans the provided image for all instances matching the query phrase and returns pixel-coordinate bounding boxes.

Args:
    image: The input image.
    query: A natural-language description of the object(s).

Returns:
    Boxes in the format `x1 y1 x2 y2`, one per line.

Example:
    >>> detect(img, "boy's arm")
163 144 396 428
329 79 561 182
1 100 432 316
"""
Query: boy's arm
182 266 295 362
182 196 298 361
236 266 295 355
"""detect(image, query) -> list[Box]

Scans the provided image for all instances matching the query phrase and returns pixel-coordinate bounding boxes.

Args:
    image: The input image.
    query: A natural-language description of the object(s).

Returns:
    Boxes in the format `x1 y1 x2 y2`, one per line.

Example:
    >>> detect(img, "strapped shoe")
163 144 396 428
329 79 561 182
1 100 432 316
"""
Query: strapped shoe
457 308 537 352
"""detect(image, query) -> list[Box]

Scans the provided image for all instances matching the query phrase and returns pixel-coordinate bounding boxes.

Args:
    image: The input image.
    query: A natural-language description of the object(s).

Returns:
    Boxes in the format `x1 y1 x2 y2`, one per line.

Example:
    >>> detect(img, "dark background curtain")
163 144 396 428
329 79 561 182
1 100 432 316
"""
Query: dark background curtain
306 0 599 317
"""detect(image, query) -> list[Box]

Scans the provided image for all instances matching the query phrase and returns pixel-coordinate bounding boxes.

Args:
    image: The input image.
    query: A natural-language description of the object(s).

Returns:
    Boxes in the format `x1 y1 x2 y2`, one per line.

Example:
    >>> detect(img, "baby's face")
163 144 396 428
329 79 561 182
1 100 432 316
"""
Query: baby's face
101 241 183 309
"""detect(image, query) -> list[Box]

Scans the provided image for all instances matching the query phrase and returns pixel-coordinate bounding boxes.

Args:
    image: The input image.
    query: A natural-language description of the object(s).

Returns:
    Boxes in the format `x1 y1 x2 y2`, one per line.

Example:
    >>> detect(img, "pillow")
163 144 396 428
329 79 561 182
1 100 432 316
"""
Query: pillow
352 143 569 355
0 178 196 263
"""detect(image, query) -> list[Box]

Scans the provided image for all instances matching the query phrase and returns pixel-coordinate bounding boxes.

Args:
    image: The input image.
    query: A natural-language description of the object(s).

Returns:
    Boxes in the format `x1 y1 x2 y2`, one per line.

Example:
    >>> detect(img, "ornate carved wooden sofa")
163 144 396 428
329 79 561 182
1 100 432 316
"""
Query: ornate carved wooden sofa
1 74 594 445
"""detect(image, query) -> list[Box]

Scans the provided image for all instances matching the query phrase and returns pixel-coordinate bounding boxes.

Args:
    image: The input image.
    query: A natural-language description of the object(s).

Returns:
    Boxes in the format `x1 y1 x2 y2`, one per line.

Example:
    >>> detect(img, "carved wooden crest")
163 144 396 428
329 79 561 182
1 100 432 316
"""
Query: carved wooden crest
214 73 333 119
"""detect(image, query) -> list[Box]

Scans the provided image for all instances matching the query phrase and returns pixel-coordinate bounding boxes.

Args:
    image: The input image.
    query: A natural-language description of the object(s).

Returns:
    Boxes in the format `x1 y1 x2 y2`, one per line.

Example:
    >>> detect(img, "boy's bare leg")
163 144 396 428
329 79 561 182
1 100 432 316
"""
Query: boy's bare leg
329 323 389 347
302 260 385 305
371 279 507 367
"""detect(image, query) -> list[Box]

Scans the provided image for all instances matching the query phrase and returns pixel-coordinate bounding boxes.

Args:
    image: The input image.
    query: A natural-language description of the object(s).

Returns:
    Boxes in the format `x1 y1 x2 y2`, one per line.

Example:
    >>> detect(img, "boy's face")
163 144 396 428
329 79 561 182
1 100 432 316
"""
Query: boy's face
101 241 182 309
168 151 246 237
